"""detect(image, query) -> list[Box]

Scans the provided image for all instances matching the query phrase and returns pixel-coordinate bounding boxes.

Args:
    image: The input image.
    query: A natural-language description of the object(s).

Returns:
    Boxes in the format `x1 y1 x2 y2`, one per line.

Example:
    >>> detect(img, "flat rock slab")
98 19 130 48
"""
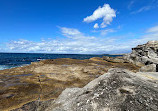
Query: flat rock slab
12 68 158 111
0 58 140 111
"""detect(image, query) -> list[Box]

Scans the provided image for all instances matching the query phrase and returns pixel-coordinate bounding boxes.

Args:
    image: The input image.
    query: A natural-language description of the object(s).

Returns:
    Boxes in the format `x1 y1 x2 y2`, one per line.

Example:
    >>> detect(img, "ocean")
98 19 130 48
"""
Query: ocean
0 53 122 70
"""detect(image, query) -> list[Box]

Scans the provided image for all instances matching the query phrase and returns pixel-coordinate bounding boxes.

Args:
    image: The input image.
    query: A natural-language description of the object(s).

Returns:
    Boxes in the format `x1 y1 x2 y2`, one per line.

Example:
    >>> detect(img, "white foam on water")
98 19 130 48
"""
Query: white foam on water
0 64 30 70
37 59 45 61
0 65 12 70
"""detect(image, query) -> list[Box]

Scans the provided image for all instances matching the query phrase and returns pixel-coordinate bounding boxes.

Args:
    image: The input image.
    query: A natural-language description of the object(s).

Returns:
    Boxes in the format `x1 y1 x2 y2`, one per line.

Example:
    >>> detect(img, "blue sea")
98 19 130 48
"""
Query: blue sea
0 53 122 70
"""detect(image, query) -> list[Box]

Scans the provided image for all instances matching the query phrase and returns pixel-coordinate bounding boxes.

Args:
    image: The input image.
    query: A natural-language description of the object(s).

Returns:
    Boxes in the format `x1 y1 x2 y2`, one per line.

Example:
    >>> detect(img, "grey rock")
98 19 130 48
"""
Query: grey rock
124 41 158 72
44 68 158 111
140 64 157 72
12 99 54 111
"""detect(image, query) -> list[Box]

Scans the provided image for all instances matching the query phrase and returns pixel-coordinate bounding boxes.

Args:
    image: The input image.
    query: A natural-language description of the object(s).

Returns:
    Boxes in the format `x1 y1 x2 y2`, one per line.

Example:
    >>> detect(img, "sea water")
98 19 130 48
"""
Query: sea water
0 53 122 70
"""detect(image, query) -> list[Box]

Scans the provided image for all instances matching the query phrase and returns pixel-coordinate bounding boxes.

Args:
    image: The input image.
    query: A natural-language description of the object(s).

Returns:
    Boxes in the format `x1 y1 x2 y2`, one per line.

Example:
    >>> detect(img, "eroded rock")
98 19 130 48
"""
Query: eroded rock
44 68 158 111
102 56 128 63
124 41 158 72
14 68 158 111
0 58 139 111
140 64 157 72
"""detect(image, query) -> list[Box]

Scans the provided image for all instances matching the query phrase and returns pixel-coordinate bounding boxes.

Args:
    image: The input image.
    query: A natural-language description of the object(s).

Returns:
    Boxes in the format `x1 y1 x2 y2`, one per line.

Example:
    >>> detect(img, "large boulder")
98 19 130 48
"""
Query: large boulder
42 68 158 111
124 41 158 72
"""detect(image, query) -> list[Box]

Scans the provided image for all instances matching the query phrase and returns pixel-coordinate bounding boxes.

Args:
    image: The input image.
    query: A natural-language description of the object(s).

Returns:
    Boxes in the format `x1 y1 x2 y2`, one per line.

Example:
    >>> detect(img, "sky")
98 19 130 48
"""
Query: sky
0 0 158 54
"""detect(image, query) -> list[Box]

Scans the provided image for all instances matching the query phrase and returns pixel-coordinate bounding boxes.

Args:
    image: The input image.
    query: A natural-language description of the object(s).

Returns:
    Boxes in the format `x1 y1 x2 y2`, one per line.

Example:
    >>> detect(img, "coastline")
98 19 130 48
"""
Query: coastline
0 56 139 110
0 41 158 111
0 53 123 71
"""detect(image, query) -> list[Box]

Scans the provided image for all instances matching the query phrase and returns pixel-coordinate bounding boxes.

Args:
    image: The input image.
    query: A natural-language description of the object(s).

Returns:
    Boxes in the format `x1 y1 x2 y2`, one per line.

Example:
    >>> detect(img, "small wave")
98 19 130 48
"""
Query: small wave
19 64 29 67
0 64 28 70
0 65 14 70
37 59 45 61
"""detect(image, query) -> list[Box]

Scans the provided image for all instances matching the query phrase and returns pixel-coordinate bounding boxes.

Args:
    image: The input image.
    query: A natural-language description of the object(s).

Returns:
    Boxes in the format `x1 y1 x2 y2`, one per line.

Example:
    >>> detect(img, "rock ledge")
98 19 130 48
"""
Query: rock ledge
14 68 158 111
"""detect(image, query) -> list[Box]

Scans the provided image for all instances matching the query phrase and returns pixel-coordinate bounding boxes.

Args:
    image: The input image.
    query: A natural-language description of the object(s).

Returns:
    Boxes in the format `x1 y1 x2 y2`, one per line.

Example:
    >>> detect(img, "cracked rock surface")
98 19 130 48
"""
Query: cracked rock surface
0 58 139 111
14 68 158 111
44 68 158 111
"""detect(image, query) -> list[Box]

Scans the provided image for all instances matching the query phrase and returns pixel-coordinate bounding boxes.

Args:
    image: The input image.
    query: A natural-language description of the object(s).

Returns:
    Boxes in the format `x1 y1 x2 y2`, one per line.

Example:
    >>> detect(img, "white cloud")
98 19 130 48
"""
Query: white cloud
100 29 115 35
5 26 158 54
93 28 117 35
130 25 158 45
128 1 135 10
94 23 99 29
131 6 151 14
131 0 158 14
60 27 81 38
60 27 95 40
83 4 116 28
146 26 158 33
137 6 151 12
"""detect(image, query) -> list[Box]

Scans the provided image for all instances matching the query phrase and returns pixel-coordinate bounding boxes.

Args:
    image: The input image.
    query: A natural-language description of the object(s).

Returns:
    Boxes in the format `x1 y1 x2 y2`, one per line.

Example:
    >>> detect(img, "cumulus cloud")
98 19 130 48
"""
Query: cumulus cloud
94 23 99 29
6 26 158 54
83 4 116 28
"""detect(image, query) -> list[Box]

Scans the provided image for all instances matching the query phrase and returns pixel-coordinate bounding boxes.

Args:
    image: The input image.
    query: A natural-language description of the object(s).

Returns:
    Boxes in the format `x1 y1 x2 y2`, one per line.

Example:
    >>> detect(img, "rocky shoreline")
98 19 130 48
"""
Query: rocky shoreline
0 41 158 111
12 69 158 111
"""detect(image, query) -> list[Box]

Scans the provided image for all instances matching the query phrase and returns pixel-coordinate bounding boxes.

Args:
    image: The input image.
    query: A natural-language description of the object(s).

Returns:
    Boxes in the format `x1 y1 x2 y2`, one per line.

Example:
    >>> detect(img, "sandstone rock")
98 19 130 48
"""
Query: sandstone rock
124 41 158 72
41 68 158 111
12 68 158 111
140 64 157 72
0 58 140 111
102 56 128 63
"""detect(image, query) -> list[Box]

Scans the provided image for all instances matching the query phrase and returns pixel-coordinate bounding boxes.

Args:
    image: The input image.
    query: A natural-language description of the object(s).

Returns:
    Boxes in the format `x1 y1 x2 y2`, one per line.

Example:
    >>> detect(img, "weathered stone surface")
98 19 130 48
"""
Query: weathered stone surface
46 68 158 111
102 56 128 63
124 41 158 72
140 64 157 72
12 100 54 111
136 72 158 81
0 58 139 111
17 68 158 111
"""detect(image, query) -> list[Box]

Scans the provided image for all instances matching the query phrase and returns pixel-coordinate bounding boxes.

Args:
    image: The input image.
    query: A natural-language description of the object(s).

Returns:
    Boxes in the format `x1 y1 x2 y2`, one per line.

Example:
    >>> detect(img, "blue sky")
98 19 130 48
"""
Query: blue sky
0 0 158 54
